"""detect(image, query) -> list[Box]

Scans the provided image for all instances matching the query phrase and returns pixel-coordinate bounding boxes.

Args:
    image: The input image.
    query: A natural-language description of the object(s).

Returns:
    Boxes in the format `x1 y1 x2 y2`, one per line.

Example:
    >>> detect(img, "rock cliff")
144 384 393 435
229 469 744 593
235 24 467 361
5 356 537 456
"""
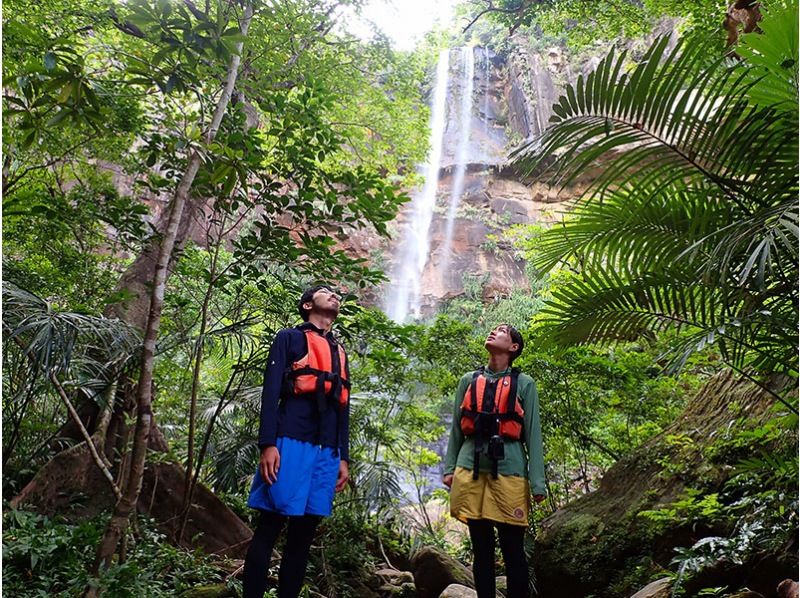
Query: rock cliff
376 43 603 316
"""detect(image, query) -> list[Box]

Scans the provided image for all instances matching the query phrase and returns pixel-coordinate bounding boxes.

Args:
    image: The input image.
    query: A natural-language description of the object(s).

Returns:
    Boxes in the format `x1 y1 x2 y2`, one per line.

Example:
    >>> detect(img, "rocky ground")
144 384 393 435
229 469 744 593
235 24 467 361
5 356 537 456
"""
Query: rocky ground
178 546 798 598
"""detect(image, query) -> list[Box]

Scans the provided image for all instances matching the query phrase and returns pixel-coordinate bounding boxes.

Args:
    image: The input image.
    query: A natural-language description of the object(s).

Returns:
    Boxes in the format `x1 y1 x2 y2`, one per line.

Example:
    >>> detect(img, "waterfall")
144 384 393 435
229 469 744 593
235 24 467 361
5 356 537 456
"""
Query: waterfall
440 46 475 275
385 49 450 323
483 47 490 137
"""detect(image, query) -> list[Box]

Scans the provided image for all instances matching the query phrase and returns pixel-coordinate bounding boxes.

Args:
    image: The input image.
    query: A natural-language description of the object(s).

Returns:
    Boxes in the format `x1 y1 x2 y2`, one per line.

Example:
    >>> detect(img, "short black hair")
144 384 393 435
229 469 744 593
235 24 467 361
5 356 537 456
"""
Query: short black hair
508 325 524 364
298 285 332 321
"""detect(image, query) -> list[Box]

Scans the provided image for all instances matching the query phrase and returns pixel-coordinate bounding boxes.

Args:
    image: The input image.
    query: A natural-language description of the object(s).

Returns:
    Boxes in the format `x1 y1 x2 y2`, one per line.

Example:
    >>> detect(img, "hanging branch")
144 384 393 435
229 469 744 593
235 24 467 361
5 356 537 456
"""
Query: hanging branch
48 371 123 500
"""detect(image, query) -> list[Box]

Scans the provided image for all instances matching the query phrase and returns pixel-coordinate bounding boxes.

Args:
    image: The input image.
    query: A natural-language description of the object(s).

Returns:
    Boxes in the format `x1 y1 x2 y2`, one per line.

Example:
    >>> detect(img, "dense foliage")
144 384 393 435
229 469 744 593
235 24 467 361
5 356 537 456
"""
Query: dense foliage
505 0 798 594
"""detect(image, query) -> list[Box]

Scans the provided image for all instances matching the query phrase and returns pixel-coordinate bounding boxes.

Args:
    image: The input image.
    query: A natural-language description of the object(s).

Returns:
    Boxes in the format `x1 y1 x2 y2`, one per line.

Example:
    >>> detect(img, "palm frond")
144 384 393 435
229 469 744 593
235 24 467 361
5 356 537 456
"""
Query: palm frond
541 268 796 375
515 24 797 379
688 199 800 291
351 459 403 512
511 35 797 208
2 282 140 377
737 0 799 111
532 182 737 277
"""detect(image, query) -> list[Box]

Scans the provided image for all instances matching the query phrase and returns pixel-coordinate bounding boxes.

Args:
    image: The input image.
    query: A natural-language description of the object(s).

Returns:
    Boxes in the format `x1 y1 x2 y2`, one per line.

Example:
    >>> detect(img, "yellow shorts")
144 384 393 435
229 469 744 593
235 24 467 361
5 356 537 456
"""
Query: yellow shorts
449 467 529 526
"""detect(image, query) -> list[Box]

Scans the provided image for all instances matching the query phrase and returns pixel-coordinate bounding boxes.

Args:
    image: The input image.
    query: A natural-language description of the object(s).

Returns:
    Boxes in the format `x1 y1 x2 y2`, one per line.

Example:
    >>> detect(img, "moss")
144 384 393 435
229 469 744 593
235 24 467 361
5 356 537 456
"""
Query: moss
536 503 680 596
178 584 236 598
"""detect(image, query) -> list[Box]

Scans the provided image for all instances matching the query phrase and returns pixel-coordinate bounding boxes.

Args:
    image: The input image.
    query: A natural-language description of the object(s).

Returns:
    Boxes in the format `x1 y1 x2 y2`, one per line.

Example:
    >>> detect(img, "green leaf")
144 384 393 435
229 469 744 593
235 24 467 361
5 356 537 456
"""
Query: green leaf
57 83 72 103
738 0 799 110
20 128 37 150
46 109 71 127
151 46 174 66
210 163 232 184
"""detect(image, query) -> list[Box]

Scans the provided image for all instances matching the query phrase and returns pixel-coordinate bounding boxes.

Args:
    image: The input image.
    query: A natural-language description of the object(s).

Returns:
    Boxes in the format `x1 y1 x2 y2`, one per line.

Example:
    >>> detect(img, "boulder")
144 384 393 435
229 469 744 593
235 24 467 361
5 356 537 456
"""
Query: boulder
347 576 382 598
439 584 477 598
378 582 417 597
778 579 799 598
629 578 671 598
533 372 796 598
410 546 474 598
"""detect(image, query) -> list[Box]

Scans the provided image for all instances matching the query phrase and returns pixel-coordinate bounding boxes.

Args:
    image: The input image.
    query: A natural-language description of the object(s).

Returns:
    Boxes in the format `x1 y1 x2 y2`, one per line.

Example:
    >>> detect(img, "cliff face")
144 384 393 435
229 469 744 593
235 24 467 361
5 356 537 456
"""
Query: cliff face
371 43 606 315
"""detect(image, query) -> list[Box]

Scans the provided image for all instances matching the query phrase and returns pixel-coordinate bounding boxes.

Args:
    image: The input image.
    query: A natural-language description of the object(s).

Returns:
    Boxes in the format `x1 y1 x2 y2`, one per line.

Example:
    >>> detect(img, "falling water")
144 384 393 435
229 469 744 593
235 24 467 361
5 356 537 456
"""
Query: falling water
483 47 490 137
440 46 475 274
386 49 450 323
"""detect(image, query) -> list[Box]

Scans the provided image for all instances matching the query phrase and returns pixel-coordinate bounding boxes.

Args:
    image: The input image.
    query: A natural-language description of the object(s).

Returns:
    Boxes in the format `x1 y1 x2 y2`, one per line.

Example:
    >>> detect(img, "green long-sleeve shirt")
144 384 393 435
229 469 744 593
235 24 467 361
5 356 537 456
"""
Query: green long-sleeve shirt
443 367 546 496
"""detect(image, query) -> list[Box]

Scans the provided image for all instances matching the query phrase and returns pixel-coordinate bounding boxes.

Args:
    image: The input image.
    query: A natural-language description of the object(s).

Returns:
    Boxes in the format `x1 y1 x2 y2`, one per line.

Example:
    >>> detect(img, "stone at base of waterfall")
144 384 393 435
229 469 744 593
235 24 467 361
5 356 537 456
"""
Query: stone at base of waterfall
410 546 474 598
378 581 417 597
439 584 477 598
778 579 799 598
629 577 672 598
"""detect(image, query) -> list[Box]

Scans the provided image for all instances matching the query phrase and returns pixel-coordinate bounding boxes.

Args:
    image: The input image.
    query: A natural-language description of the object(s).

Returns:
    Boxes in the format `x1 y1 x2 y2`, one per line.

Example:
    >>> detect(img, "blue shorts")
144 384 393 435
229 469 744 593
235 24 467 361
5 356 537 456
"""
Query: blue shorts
247 437 340 517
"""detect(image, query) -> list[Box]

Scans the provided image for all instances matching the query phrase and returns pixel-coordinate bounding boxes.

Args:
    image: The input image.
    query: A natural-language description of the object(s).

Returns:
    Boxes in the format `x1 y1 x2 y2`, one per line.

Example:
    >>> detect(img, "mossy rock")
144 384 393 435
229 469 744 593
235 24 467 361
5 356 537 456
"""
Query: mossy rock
532 372 788 598
410 546 473 598
178 583 236 598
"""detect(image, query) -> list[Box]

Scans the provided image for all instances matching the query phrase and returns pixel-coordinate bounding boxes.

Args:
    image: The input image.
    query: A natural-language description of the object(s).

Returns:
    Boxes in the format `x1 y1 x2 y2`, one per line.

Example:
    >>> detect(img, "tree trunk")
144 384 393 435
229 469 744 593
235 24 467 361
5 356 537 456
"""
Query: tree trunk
104 196 212 330
85 5 254 589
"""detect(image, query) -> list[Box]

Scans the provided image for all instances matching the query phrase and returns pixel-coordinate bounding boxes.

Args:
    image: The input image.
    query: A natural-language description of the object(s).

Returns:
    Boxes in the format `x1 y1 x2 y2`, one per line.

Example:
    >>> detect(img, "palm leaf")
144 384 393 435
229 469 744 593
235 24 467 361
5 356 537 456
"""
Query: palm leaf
514 26 797 379
540 267 796 376
511 36 796 209
532 181 736 278
738 0 799 111
2 282 140 376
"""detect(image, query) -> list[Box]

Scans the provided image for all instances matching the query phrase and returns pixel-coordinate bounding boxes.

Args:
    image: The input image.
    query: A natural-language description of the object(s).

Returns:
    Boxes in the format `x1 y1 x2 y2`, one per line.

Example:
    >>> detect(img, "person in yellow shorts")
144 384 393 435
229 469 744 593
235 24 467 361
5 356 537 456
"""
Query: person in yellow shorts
442 324 546 598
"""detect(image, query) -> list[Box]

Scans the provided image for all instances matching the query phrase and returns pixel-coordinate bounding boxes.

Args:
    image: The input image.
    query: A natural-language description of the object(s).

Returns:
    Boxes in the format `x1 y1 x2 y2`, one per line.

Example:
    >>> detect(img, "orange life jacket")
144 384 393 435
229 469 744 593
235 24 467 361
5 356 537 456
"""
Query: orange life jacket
459 368 524 441
286 328 350 411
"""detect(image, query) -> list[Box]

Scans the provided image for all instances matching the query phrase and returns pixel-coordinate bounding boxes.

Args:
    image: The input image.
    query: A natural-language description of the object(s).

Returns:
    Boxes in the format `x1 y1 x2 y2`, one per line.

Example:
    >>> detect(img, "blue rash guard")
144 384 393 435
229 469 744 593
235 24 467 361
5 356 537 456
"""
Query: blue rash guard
257 322 350 462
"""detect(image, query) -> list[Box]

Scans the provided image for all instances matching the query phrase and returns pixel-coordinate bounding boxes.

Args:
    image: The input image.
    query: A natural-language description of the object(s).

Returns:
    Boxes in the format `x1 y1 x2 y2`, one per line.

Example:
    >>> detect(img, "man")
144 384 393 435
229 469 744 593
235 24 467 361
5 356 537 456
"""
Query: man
243 285 351 598
442 324 546 598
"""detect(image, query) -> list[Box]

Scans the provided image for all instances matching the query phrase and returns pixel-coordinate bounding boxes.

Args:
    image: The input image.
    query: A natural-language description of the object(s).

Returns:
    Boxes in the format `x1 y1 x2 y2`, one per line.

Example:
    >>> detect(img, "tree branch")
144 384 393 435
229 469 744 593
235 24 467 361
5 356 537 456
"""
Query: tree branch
462 0 537 34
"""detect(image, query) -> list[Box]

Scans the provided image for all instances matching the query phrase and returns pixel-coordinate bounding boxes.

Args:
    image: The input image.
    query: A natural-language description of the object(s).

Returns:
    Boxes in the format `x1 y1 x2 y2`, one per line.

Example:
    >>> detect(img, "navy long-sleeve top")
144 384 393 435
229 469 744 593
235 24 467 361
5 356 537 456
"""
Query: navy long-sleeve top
257 322 350 462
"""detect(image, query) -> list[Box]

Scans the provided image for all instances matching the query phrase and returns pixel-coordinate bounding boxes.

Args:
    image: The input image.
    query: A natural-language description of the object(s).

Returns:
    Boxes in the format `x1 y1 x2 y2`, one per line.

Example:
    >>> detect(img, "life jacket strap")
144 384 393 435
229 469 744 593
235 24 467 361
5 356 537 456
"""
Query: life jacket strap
469 368 482 416
506 367 520 419
286 366 350 411
471 370 485 481
473 439 481 480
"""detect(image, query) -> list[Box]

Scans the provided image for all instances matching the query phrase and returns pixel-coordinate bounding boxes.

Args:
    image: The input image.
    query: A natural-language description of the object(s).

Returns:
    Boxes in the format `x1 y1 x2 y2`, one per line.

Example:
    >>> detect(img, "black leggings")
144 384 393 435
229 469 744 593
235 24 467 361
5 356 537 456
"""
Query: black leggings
242 511 321 598
467 519 529 598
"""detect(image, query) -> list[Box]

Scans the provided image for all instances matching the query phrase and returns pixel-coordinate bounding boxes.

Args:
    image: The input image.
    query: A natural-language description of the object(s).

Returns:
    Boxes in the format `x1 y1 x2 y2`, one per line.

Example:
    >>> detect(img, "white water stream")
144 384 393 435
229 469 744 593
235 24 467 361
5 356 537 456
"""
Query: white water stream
483 47 490 137
440 46 475 275
386 49 450 323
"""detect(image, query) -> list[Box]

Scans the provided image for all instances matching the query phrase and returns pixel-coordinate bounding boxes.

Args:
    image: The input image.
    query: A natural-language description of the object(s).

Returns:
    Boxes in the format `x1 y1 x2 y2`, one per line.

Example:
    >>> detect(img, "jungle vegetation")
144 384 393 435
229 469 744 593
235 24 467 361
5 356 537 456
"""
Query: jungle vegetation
2 0 797 596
